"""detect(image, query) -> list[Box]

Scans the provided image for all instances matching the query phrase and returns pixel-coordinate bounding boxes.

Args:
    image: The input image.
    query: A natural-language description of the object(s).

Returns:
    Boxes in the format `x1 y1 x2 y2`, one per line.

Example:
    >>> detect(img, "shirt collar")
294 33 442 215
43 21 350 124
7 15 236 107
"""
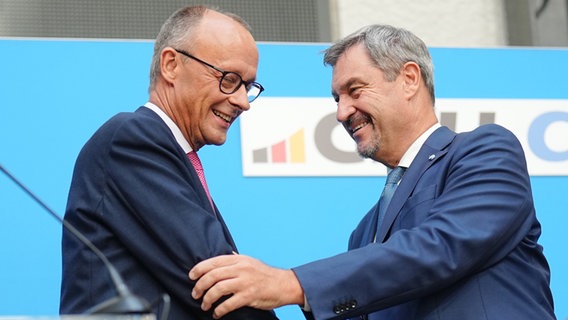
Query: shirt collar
398 123 441 169
144 102 193 153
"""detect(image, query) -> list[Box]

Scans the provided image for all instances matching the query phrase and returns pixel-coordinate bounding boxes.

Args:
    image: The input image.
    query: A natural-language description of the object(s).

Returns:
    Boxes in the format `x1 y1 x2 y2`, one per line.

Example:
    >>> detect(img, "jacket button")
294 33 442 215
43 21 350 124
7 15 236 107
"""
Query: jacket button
333 305 341 314
350 300 358 308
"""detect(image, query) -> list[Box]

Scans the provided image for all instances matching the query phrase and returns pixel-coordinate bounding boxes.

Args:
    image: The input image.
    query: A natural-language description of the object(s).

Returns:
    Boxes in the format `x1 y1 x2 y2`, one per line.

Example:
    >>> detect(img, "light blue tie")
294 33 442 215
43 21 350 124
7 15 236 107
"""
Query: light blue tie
376 166 406 240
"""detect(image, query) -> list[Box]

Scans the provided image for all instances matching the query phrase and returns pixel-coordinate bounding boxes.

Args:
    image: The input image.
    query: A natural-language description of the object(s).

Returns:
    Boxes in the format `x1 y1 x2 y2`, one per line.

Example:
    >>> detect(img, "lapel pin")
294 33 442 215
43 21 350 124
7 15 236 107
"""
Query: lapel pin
428 154 436 161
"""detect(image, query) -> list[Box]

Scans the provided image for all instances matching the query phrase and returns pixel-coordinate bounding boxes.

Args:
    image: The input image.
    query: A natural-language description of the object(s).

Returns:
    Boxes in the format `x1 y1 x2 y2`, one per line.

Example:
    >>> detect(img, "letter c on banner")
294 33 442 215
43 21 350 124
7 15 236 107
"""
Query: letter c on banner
528 111 568 161
314 113 362 163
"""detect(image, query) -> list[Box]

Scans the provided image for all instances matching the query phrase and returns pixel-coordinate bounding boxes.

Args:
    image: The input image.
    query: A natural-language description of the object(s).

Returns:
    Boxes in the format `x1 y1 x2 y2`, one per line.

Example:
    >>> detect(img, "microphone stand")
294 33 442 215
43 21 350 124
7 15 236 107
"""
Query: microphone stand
1 164 160 317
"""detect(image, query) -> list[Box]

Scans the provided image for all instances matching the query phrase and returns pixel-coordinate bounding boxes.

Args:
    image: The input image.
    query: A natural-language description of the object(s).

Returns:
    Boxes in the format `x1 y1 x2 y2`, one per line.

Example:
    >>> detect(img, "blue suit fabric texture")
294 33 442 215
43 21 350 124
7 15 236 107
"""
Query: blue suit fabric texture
60 107 278 319
293 124 555 320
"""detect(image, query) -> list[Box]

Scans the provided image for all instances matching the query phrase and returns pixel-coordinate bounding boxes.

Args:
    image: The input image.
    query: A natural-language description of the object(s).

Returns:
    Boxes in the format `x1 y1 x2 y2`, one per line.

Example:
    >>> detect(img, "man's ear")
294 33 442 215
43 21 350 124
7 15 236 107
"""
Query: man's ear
160 47 180 84
401 61 421 98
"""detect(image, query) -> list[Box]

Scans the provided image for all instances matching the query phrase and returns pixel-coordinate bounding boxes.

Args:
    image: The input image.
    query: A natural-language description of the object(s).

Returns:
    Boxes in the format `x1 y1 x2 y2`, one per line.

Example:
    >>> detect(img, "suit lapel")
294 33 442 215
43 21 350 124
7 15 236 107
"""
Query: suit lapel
376 126 456 242
138 108 240 250
192 176 238 250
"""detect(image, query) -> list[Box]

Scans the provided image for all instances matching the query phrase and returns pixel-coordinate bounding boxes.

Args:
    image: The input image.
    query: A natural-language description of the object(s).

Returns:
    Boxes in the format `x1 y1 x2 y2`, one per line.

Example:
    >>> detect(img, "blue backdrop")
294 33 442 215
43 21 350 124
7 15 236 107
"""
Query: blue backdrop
0 39 566 319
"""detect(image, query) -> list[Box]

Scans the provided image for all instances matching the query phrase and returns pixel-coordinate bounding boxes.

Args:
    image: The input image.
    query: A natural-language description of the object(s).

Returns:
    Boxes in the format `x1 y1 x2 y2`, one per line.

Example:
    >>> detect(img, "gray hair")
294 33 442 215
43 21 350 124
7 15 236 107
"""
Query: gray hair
148 5 251 92
324 24 435 104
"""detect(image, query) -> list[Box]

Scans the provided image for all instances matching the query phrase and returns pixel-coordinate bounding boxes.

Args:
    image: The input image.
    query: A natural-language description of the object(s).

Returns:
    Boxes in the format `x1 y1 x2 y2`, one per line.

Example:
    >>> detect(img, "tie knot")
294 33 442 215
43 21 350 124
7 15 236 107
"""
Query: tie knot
386 166 406 185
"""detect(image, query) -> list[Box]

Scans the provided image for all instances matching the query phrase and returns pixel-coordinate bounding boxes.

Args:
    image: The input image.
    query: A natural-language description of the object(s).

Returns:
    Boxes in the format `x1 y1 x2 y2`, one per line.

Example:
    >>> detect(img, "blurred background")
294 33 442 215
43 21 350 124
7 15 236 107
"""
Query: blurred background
1 0 567 47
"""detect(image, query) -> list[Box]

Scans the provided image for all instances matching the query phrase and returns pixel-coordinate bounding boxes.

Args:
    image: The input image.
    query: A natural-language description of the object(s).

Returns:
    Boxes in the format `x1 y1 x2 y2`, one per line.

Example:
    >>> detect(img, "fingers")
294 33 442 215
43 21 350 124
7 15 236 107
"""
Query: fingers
194 276 248 318
191 266 228 304
204 279 247 319
188 254 297 317
189 254 237 281
211 293 246 319
189 255 239 300
189 255 253 318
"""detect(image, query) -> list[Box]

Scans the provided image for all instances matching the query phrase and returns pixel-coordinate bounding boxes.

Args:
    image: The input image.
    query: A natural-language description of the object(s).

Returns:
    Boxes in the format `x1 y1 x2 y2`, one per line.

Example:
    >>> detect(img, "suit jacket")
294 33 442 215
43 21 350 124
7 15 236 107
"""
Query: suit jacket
60 107 278 320
294 124 555 320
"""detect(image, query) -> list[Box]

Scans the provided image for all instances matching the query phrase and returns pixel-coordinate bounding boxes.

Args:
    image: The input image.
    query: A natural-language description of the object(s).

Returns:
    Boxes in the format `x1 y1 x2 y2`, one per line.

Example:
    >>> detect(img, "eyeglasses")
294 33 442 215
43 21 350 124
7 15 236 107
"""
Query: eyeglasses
174 49 264 103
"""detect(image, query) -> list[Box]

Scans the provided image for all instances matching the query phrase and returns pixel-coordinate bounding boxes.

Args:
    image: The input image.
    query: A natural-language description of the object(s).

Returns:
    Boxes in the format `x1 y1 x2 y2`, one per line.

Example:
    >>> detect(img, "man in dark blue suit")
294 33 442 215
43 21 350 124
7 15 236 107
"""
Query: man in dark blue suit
189 24 556 319
60 5 276 319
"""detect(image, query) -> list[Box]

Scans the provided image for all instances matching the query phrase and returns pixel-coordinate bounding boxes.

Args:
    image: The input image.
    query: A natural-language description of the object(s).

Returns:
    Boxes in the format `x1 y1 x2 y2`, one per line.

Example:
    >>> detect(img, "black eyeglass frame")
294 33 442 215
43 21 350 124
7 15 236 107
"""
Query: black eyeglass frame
174 48 264 102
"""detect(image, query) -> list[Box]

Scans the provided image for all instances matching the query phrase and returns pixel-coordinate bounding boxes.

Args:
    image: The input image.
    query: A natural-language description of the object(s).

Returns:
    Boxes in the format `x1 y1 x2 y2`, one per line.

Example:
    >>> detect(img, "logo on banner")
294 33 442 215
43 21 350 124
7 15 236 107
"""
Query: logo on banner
251 129 306 164
240 97 377 177
240 97 568 176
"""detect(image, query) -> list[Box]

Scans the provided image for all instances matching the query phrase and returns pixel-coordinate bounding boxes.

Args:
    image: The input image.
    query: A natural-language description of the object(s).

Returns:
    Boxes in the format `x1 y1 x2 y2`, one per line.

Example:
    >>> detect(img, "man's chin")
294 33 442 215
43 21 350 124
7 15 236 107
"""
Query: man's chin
356 143 378 160
203 134 228 147
210 140 226 146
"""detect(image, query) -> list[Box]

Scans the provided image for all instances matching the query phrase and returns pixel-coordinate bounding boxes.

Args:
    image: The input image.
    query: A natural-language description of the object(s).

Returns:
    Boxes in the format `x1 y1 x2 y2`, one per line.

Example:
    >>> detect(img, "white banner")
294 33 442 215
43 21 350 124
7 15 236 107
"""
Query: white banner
241 97 568 176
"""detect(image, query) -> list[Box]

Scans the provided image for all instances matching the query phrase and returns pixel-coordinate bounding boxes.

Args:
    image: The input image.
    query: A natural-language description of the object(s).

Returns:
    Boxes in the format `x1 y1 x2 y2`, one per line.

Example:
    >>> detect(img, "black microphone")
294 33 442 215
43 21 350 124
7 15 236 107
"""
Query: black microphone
0 164 153 316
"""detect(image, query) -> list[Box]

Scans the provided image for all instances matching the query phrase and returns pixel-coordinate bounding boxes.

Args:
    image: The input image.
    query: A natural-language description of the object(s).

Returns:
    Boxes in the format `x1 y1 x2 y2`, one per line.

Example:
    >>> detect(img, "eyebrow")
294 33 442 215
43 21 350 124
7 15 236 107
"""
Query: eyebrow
331 77 361 99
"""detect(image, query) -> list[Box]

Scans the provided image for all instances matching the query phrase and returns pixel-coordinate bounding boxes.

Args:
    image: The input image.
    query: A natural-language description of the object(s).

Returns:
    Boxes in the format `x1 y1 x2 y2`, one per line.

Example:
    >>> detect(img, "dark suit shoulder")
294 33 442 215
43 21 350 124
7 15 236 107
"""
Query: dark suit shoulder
97 107 165 134
456 123 525 158
86 107 174 151
463 123 518 142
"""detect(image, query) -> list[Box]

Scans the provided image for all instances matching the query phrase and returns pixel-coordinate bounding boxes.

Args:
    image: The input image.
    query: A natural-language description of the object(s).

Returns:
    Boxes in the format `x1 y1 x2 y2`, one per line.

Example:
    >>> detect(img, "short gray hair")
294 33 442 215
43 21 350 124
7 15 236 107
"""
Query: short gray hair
324 24 435 104
148 5 251 92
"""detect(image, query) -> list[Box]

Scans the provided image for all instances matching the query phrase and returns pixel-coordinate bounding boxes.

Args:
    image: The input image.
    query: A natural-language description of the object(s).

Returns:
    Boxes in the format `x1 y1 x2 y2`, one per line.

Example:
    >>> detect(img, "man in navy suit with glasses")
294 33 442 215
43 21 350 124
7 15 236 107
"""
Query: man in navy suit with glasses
60 5 275 319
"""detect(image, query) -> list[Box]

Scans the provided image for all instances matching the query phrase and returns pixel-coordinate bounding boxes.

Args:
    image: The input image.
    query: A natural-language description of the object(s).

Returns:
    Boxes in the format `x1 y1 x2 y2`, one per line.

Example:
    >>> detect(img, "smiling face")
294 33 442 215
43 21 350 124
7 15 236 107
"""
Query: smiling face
332 43 410 166
157 10 259 151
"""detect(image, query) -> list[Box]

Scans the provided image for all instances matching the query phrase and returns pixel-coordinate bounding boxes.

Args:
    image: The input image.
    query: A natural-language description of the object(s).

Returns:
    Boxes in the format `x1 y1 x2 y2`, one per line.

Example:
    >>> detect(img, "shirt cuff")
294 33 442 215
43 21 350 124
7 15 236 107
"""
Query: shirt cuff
301 294 311 312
